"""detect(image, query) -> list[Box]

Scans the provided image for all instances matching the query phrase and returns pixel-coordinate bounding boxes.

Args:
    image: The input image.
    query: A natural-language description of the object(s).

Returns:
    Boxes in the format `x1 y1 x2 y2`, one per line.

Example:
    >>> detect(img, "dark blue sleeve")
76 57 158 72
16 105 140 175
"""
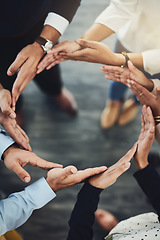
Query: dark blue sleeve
49 0 81 23
134 164 160 220
67 182 103 240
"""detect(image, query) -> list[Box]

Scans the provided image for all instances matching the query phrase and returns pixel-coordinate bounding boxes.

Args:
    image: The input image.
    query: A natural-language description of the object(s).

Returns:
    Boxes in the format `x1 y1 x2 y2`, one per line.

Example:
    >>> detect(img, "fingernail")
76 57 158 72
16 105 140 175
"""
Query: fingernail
71 168 77 174
9 112 16 118
124 162 131 168
131 80 134 84
24 177 30 183
7 70 12 75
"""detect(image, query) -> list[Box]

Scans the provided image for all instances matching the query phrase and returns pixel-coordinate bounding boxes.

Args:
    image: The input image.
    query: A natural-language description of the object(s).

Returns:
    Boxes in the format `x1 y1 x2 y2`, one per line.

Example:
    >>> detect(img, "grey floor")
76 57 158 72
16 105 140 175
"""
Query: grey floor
1 1 160 239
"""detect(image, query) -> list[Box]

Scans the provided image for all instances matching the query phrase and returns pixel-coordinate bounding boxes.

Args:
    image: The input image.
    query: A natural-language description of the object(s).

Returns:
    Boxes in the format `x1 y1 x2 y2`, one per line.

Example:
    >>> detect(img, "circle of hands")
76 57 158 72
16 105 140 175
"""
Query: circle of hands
1 38 159 193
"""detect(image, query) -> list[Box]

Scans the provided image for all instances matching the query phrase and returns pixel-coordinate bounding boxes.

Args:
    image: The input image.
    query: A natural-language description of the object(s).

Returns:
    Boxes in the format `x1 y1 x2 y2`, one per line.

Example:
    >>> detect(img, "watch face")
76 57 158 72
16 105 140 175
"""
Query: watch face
45 41 54 51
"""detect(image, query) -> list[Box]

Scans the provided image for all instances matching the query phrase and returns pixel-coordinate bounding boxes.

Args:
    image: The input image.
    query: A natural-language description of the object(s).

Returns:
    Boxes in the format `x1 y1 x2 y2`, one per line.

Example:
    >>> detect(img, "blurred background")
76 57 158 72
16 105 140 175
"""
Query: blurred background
1 0 159 239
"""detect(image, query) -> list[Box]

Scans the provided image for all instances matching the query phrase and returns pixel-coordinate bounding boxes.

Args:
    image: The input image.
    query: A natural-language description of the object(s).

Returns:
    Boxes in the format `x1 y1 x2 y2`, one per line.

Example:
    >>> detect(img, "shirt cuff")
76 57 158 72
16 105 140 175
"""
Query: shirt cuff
44 12 69 35
25 177 56 208
142 49 160 75
0 130 15 160
151 79 160 96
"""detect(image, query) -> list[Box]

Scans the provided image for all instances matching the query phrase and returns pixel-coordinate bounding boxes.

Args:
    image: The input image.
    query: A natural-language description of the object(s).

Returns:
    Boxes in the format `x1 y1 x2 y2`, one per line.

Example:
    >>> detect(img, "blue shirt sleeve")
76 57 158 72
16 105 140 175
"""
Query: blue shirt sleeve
0 130 15 160
0 177 56 235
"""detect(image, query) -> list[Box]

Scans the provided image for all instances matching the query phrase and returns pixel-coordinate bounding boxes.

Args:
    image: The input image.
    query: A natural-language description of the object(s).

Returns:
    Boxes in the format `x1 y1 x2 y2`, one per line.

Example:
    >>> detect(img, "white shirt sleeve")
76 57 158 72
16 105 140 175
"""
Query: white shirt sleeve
95 0 138 33
0 177 56 235
0 130 15 160
142 49 160 75
44 12 69 35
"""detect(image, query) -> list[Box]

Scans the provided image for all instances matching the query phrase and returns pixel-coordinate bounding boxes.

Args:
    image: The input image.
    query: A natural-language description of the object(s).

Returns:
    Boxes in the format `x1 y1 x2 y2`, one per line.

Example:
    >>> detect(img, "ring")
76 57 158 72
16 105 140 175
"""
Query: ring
139 92 143 97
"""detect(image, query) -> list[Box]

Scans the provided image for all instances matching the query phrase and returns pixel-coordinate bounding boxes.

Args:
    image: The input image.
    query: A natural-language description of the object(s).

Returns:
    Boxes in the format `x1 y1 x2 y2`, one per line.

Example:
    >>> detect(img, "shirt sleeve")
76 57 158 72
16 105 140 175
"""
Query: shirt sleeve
0 130 15 160
0 177 56 235
44 0 81 35
134 165 160 220
95 0 138 33
67 182 103 240
142 49 160 75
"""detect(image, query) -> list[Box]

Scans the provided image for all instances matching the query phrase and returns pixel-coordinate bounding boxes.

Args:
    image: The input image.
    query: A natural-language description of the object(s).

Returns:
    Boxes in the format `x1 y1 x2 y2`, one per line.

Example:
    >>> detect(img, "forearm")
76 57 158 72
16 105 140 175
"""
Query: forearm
0 178 55 235
134 165 160 219
67 182 102 240
81 23 115 42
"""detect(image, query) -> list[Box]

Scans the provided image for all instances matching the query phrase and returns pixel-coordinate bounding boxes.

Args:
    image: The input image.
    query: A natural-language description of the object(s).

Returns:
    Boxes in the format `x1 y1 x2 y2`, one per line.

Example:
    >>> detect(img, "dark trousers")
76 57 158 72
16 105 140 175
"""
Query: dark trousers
0 16 63 98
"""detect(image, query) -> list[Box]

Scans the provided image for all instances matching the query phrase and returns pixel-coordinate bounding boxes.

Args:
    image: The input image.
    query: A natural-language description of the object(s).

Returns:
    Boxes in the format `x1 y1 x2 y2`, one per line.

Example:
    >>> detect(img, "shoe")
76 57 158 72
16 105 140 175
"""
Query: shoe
52 87 78 116
100 100 122 129
117 98 139 126
95 209 119 232
4 230 23 240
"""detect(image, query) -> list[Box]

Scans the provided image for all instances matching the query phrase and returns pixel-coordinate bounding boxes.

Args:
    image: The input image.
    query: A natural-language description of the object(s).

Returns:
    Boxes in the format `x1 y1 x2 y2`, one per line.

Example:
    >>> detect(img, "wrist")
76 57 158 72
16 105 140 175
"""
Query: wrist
114 53 126 66
134 158 149 170
46 177 57 192
2 143 17 160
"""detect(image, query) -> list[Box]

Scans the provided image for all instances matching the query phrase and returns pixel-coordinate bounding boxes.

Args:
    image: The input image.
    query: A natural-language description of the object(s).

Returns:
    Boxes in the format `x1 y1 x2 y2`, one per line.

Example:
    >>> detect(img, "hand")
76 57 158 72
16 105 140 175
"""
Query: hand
0 89 31 151
127 80 160 116
133 105 155 170
7 42 44 110
46 165 107 192
3 144 63 183
88 142 137 189
101 61 154 91
58 39 119 65
37 40 81 73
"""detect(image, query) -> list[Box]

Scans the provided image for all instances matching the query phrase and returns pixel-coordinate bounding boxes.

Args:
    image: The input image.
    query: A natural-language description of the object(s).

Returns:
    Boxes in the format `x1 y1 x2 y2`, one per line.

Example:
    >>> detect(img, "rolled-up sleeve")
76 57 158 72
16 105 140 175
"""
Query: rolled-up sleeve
0 130 15 160
95 0 138 33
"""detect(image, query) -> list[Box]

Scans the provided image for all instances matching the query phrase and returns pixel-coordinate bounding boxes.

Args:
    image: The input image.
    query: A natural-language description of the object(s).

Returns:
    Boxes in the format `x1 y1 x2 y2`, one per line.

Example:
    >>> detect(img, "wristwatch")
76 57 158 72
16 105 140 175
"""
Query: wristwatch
35 36 54 53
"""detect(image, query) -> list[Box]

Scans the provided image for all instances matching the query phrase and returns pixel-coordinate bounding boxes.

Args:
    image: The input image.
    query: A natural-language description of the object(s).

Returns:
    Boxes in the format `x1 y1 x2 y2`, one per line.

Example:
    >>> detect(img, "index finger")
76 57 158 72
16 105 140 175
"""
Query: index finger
7 53 27 76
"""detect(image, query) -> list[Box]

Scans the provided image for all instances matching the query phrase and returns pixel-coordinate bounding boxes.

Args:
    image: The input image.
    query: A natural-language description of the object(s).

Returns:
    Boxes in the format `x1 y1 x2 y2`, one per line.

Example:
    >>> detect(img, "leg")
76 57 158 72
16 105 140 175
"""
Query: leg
34 64 78 116
101 38 141 129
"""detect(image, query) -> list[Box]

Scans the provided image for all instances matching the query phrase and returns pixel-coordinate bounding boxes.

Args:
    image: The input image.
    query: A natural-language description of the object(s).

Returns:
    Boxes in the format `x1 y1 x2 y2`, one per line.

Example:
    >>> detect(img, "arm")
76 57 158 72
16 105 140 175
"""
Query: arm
132 105 160 218
0 131 62 183
134 165 160 220
7 0 81 110
0 162 106 236
0 177 56 235
67 143 137 240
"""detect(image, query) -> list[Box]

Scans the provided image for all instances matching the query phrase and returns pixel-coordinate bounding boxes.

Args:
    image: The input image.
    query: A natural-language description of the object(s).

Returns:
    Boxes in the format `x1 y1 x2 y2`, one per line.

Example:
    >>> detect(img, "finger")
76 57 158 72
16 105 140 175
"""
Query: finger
63 165 78 176
1 104 16 119
79 166 107 181
7 53 26 76
119 142 138 163
146 106 155 133
101 65 124 74
156 85 160 99
31 156 63 170
104 75 121 82
12 163 31 183
76 39 97 49
46 58 66 70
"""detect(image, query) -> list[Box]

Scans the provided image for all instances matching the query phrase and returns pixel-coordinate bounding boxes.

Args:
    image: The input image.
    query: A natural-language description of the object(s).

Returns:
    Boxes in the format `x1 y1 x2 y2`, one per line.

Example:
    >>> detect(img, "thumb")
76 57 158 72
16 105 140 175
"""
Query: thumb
1 104 16 119
128 60 139 75
13 164 31 183
63 165 77 176
76 39 97 49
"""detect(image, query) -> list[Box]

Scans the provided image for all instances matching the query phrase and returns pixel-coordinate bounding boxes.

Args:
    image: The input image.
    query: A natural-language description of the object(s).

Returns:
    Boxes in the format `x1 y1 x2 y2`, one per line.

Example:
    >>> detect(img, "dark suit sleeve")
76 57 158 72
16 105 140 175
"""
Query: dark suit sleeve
134 164 160 220
67 182 103 240
49 0 81 23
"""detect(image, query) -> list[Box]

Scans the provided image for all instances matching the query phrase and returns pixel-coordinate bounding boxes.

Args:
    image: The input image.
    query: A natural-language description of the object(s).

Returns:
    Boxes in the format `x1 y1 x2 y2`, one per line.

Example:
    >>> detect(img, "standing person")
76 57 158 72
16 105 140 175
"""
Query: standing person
1 0 81 119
